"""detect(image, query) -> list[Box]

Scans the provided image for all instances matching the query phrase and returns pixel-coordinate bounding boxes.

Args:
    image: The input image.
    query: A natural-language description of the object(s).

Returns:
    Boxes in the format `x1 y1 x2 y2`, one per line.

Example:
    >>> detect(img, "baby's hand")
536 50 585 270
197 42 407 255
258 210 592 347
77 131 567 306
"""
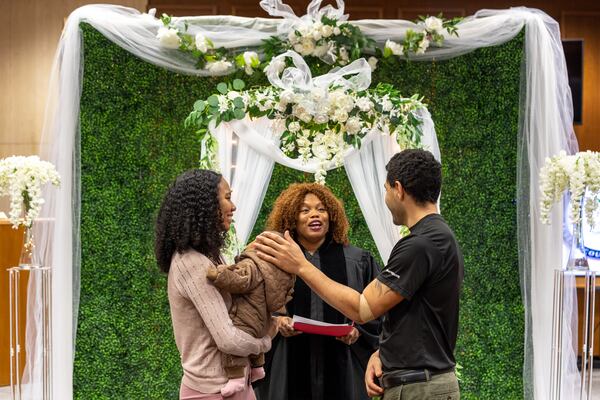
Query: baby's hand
206 266 218 280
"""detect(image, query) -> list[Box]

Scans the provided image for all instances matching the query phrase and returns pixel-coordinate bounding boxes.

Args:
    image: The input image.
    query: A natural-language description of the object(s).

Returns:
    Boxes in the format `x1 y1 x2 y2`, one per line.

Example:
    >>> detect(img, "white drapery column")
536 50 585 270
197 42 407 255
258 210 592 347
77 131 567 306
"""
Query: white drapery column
215 119 276 245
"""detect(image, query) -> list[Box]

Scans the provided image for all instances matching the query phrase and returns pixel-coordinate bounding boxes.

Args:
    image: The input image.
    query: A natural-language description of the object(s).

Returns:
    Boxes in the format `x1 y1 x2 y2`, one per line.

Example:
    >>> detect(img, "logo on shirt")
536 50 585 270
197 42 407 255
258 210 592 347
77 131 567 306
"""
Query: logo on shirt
383 269 400 279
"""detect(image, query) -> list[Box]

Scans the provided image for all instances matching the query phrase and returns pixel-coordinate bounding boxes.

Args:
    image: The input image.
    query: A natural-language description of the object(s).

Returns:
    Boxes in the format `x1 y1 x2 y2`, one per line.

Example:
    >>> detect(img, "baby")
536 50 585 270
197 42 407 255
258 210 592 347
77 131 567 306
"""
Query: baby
206 233 295 397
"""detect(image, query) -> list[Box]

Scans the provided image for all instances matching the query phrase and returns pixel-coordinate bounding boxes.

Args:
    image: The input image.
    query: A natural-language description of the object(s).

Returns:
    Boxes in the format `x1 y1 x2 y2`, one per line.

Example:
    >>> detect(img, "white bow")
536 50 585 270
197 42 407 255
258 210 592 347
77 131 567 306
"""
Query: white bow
265 50 371 93
259 0 348 23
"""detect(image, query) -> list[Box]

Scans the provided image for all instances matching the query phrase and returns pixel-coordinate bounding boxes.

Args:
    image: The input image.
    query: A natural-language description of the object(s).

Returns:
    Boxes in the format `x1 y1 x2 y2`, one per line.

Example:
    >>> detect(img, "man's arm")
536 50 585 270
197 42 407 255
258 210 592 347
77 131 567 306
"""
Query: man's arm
255 231 404 323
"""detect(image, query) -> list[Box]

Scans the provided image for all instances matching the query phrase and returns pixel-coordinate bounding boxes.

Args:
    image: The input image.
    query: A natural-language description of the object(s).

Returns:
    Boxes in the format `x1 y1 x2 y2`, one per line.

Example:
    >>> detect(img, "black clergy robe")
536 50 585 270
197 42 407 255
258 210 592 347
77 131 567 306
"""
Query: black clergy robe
254 241 382 400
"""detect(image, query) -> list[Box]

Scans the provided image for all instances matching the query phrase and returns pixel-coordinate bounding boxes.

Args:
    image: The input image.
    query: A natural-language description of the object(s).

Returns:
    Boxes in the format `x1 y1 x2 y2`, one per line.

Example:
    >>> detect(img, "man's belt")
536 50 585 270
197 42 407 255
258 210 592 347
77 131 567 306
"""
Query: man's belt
381 368 455 389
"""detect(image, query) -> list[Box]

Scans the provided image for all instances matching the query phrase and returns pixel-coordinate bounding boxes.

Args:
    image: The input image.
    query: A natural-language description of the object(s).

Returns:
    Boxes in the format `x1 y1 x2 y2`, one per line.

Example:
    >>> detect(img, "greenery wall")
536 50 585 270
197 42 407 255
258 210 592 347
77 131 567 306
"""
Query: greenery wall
77 23 524 399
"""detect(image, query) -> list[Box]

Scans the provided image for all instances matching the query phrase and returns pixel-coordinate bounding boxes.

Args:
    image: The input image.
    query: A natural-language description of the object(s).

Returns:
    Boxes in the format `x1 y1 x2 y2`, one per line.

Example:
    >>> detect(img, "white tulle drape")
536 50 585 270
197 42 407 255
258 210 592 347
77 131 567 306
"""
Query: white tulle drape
213 119 276 246
32 4 577 399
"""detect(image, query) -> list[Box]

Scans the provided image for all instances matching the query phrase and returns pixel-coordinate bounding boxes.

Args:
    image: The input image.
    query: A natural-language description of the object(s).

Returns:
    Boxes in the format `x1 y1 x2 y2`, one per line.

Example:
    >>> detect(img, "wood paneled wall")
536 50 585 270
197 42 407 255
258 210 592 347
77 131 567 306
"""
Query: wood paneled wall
0 222 27 386
0 0 147 213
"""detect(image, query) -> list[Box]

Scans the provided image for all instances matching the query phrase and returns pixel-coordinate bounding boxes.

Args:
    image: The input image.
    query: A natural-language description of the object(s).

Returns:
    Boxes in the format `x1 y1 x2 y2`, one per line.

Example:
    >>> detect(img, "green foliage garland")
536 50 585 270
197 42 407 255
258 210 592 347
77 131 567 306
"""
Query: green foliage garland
77 23 524 399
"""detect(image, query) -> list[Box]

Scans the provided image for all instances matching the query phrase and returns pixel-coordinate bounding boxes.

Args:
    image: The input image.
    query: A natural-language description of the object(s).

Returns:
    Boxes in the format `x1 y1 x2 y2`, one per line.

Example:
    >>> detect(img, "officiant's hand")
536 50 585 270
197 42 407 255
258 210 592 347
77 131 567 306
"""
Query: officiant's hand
275 316 302 337
336 326 360 345
255 231 307 275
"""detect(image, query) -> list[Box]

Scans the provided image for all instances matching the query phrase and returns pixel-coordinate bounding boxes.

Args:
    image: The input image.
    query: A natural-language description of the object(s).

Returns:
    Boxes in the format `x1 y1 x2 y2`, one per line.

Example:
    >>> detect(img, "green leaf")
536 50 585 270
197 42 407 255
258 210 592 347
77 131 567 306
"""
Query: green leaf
232 79 245 91
232 97 245 109
233 109 246 120
383 47 393 58
217 82 228 94
207 95 219 107
193 100 206 112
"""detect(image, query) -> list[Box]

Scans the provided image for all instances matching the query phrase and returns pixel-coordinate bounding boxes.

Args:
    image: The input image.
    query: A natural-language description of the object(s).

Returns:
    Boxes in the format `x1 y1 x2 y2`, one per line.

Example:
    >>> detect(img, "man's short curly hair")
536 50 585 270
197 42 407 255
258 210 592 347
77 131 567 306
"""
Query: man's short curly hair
386 149 441 204
155 169 226 272
266 183 349 245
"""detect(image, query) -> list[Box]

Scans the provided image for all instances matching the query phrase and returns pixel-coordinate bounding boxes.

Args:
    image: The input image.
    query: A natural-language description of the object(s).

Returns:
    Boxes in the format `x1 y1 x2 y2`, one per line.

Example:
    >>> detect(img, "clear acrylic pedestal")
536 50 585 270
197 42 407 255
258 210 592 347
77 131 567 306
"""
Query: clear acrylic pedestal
8 266 52 400
551 269 596 400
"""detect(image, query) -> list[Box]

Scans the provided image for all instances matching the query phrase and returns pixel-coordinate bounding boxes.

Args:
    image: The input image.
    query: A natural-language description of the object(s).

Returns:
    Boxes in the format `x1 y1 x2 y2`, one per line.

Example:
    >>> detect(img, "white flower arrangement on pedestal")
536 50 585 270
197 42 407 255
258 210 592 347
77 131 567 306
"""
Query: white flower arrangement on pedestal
0 155 61 228
539 150 600 226
186 51 427 183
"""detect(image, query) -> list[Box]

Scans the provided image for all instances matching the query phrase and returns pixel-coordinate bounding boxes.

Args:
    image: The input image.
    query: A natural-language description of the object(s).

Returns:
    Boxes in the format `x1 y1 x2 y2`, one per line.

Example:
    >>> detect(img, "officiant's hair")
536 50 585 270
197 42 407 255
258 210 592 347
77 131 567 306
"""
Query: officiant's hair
155 169 227 273
265 182 349 245
386 149 441 204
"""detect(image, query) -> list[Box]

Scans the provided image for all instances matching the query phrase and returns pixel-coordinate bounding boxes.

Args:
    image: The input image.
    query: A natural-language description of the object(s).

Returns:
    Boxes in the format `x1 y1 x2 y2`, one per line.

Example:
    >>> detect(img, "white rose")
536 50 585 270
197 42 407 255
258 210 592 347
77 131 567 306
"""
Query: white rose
424 16 444 33
312 29 322 41
243 51 259 66
333 27 341 36
368 56 378 71
321 25 333 38
314 114 329 124
385 40 403 56
280 90 296 104
299 38 316 56
355 97 373 112
311 143 329 160
288 121 301 133
267 58 286 75
313 21 323 30
293 43 304 53
195 33 209 53
299 113 312 123
345 117 362 135
205 60 232 74
416 37 430 55
333 110 348 123
156 27 181 49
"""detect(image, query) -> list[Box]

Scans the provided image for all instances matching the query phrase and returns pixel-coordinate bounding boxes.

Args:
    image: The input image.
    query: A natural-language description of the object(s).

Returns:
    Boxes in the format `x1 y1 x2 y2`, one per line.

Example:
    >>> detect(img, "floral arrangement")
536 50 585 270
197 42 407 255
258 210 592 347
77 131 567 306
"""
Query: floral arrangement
155 2 461 74
0 155 61 228
539 150 600 226
262 16 376 68
384 15 461 57
186 52 426 183
157 14 259 75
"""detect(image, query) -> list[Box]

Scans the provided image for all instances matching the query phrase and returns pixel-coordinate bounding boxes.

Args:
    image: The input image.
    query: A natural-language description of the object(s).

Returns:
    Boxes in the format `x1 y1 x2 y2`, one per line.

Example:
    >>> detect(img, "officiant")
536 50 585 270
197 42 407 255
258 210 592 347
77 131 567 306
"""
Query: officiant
253 183 381 400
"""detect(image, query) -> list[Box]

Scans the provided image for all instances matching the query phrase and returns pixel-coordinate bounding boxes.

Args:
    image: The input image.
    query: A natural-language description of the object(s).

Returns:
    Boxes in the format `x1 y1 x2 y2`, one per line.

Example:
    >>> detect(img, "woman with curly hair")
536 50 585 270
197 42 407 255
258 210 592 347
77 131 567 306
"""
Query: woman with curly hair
254 183 381 400
155 169 272 400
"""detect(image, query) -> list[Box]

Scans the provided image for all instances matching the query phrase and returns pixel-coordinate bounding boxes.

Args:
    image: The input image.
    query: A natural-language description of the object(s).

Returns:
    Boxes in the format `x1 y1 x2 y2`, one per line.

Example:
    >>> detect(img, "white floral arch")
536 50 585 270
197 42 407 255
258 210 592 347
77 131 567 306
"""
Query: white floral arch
31 2 577 400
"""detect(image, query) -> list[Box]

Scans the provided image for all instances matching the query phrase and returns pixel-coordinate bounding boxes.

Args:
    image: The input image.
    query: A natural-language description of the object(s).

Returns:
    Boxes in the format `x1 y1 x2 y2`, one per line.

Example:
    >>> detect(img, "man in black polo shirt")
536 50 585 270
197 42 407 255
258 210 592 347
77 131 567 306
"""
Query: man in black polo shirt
256 149 464 399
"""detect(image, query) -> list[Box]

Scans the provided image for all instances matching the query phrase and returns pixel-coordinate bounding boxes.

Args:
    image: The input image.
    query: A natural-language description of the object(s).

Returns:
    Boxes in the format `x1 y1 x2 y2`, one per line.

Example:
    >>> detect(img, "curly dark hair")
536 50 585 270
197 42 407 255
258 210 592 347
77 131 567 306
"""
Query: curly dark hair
266 183 349 245
386 149 441 204
155 169 226 273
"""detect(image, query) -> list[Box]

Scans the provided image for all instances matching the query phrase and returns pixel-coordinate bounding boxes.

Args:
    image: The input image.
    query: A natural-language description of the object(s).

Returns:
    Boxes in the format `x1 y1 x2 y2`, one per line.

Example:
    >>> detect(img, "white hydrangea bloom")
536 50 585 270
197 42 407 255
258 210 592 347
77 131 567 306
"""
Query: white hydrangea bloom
195 33 209 53
385 40 404 56
423 16 444 33
156 27 181 49
205 60 232 74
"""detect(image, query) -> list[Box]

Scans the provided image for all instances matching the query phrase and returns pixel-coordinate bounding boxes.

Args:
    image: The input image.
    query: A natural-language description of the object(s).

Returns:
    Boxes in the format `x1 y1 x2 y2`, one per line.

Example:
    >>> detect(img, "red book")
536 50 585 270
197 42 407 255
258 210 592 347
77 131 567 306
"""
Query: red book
292 315 354 337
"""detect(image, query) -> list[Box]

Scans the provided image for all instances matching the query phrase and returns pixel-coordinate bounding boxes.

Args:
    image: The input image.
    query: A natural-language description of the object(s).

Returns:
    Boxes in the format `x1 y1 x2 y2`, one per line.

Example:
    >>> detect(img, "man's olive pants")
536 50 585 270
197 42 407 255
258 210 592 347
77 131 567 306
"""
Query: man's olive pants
382 371 460 400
